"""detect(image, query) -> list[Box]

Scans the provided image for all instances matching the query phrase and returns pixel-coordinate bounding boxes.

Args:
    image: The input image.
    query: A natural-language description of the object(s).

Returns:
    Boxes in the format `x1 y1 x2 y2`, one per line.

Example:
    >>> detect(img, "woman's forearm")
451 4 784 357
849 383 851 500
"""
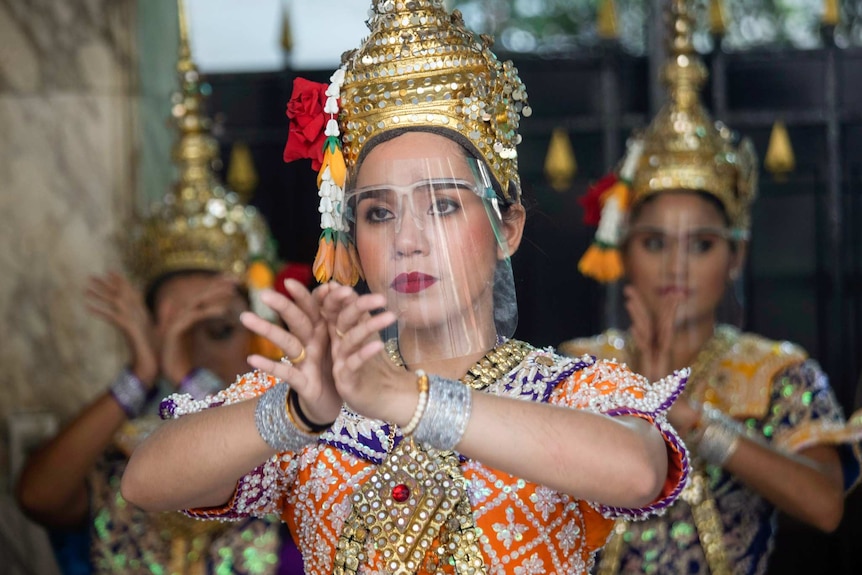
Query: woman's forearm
724 440 845 532
16 392 127 527
457 393 669 508
121 397 275 511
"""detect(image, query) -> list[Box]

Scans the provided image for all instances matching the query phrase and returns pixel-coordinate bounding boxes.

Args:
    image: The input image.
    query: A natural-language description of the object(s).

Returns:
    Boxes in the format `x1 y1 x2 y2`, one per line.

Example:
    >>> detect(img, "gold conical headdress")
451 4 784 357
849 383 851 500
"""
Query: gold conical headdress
284 0 531 285
130 0 275 290
631 0 757 230
339 0 530 203
578 0 757 283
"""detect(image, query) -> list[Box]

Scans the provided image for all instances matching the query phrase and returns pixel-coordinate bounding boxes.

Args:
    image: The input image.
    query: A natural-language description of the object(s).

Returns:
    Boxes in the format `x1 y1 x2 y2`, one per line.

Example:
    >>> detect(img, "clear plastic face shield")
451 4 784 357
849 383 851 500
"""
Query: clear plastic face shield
622 195 747 336
344 155 517 366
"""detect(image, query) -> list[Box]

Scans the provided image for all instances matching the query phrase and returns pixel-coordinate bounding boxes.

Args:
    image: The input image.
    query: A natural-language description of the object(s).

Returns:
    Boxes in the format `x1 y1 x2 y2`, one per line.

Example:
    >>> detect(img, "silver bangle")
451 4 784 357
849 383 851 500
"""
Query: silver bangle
254 382 318 452
413 375 472 451
695 405 743 467
109 368 149 418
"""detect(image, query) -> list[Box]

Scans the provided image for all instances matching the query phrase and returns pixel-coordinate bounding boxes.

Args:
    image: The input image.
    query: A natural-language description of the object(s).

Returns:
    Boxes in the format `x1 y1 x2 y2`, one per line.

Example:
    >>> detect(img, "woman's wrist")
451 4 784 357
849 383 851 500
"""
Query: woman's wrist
412 375 473 450
678 400 703 437
164 361 193 387
255 383 320 452
288 388 335 434
401 370 430 436
109 367 156 419
688 405 743 467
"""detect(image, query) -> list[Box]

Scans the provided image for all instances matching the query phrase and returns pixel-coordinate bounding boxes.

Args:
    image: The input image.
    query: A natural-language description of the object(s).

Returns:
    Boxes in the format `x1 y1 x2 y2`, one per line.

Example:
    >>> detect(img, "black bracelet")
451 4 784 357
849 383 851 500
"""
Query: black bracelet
288 388 334 433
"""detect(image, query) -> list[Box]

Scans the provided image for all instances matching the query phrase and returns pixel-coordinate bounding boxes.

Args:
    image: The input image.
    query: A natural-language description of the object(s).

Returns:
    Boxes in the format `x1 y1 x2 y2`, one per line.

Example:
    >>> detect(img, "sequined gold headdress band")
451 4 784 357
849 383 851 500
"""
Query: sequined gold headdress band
578 0 757 283
283 0 531 285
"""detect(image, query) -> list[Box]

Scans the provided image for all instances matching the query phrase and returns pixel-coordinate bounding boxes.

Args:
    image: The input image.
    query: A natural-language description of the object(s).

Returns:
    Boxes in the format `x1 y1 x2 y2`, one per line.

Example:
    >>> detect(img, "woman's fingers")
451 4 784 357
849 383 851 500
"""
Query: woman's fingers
343 340 386 373
246 353 308 390
623 286 651 331
328 288 387 336
240 311 304 357
624 294 652 349
320 285 359 323
283 279 322 319
85 301 123 327
336 309 396 351
656 294 682 354
258 289 315 342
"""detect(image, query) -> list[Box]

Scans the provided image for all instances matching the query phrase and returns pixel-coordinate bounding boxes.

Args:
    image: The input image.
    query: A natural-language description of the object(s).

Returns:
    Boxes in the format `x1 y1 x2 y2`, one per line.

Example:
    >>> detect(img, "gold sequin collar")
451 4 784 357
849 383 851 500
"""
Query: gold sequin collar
384 338 534 390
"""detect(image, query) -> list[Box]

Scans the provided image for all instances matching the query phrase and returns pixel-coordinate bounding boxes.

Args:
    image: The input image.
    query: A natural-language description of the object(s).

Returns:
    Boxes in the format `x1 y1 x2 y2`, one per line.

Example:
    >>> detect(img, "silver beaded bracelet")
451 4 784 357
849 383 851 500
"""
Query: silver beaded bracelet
413 375 472 451
695 405 744 467
254 382 319 452
109 368 150 418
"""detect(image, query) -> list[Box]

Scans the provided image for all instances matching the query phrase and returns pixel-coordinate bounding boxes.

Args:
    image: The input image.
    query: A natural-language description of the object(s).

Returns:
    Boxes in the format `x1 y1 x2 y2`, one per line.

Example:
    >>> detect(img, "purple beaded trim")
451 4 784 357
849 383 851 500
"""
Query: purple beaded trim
109 368 151 418
597 410 691 520
178 368 223 400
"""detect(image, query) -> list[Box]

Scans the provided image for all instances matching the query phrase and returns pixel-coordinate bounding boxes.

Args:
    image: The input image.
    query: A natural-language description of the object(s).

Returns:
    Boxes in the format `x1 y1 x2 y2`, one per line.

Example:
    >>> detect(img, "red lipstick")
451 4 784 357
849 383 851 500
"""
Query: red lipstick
658 285 691 297
392 272 437 294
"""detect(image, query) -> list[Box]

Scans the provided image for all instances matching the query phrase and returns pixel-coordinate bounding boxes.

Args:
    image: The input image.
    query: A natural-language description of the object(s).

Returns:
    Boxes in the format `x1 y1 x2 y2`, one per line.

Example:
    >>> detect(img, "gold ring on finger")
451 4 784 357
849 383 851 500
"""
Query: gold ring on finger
281 346 306 365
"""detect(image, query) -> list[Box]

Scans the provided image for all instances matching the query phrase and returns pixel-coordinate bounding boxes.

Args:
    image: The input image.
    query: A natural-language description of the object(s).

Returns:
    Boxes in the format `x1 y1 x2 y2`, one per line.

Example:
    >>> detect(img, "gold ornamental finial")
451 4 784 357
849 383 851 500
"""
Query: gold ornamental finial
709 0 727 36
544 128 577 191
764 120 795 180
597 0 619 40
128 0 276 289
823 0 840 26
177 0 192 73
281 4 294 52
227 141 259 201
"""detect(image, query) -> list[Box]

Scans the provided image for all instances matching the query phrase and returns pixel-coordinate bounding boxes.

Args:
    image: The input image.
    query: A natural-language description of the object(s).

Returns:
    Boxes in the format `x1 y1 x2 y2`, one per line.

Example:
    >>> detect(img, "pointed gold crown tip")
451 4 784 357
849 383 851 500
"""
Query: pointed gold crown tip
627 0 757 232
128 0 275 288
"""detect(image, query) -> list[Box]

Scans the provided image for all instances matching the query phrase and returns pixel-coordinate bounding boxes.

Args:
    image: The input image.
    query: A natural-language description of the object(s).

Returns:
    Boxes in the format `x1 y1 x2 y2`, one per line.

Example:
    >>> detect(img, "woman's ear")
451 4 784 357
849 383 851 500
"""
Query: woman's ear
497 203 527 259
729 241 748 281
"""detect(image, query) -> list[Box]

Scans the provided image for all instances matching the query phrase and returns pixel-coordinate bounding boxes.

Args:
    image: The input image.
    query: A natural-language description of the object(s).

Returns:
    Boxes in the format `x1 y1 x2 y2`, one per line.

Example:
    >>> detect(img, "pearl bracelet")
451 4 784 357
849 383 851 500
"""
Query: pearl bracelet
401 370 429 436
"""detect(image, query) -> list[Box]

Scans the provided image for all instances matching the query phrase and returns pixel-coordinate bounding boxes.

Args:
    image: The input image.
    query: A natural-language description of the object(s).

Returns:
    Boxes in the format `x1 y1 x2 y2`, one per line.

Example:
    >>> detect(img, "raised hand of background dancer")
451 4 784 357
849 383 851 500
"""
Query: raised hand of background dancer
158 275 240 386
624 284 700 435
85 272 158 386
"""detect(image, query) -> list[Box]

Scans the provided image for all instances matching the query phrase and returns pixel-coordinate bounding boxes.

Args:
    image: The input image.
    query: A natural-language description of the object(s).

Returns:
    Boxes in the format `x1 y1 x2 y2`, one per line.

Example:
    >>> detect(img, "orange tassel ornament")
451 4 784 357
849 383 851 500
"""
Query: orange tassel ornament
313 231 336 284
577 138 643 283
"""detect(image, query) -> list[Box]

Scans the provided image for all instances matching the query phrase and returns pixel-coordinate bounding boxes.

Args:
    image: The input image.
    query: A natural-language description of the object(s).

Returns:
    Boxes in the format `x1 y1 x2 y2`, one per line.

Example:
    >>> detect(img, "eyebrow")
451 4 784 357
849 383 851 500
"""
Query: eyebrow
628 225 732 236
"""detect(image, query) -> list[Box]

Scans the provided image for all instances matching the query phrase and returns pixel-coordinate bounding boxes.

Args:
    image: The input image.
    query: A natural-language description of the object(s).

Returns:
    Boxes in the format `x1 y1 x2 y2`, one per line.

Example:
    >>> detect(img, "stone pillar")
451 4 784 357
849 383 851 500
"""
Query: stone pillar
0 3 142 569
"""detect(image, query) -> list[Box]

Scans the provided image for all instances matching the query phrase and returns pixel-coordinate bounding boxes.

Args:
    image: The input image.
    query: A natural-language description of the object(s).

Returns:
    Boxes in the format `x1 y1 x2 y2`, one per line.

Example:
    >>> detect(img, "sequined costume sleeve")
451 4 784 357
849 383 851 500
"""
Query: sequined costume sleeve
549 356 690 521
158 370 301 521
752 359 862 491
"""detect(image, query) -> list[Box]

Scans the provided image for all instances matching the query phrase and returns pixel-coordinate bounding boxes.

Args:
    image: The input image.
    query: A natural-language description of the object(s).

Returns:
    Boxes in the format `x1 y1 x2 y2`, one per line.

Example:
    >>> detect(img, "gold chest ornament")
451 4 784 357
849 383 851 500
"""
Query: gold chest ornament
333 339 533 574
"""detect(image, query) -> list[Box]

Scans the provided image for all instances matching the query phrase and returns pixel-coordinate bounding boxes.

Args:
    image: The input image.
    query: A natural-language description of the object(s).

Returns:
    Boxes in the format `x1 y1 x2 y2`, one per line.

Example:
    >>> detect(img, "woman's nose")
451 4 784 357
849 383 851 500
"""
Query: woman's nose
664 239 689 280
393 208 429 258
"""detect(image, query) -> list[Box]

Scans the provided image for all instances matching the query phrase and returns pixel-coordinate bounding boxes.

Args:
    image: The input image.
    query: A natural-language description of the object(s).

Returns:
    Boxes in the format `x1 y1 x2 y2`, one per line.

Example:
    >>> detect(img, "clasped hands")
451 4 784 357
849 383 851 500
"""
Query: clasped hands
241 280 417 430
